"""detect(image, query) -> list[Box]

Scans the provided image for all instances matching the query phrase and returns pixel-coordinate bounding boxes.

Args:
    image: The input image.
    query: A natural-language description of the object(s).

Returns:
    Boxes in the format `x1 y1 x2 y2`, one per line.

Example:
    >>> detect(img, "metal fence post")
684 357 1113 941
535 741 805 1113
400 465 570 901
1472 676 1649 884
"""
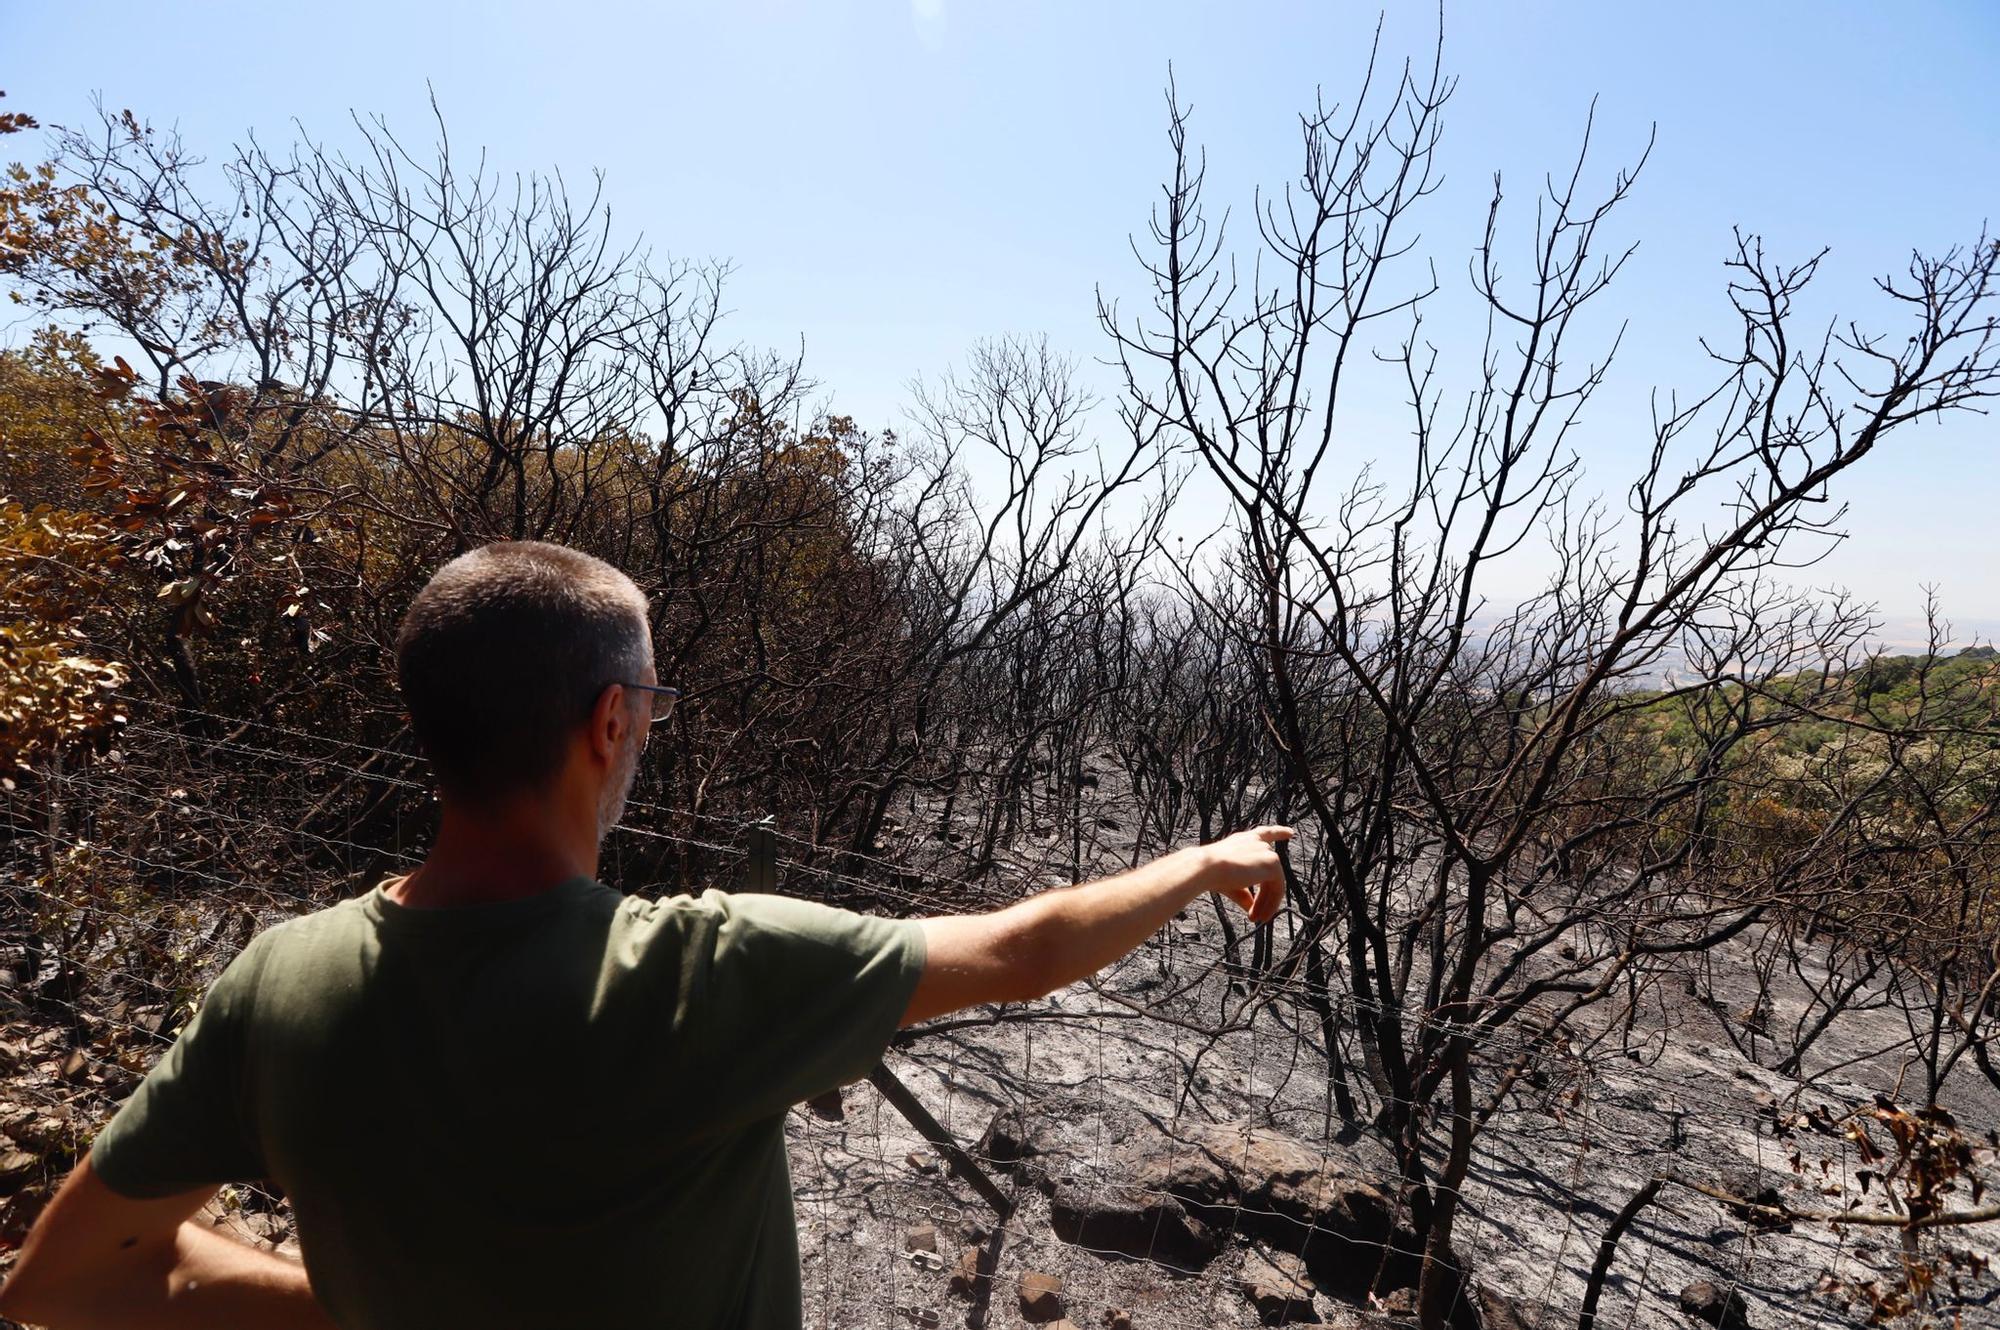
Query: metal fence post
747 816 776 893
868 1062 1014 1218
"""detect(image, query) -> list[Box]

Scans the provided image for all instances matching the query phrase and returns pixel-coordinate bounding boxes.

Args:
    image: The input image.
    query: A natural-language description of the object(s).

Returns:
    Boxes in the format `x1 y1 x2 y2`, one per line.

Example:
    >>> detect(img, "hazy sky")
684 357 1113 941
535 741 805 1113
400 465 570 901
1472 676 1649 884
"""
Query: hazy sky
7 1 1998 634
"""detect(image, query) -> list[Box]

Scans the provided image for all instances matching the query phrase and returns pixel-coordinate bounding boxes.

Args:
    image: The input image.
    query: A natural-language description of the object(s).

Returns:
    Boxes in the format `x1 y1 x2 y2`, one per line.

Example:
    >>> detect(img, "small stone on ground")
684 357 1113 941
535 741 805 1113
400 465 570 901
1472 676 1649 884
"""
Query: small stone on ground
1678 1280 1752 1330
1019 1270 1066 1322
1240 1249 1320 1324
949 1247 982 1298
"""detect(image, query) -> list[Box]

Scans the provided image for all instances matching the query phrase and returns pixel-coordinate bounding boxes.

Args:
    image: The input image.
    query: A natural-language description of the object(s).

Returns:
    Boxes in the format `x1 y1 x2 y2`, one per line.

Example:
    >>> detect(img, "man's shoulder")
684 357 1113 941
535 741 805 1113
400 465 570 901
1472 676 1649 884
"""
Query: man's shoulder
218 896 373 991
254 894 372 950
609 888 903 966
623 887 877 933
610 885 727 941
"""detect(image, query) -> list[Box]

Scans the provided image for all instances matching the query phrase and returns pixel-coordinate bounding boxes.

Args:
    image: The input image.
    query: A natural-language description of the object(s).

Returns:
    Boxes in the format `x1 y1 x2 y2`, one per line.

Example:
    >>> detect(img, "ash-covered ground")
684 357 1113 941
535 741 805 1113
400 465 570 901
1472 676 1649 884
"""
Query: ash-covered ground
779 770 2000 1330
784 921 2000 1329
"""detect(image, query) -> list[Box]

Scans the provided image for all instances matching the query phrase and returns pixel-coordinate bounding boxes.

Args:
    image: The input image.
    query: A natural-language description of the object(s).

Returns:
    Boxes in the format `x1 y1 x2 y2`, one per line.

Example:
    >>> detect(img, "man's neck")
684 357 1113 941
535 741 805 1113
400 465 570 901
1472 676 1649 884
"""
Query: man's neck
388 797 599 908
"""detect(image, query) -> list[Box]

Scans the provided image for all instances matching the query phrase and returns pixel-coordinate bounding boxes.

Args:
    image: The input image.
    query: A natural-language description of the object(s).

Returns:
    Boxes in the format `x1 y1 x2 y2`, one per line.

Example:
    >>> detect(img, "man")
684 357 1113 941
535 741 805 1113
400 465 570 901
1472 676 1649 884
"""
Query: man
0 540 1289 1329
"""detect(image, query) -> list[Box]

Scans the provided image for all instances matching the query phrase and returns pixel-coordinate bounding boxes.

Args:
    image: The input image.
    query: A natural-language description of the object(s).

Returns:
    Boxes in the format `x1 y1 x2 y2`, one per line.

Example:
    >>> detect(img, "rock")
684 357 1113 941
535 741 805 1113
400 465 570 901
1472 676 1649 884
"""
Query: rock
59 1046 88 1083
1127 1134 1235 1212
1714 1167 1790 1231
1019 1270 1066 1322
976 1107 1072 1193
1469 1282 1537 1330
1187 1122 1395 1228
805 1087 844 1121
1678 1280 1751 1330
1239 1250 1320 1324
977 1108 1042 1169
905 1224 938 1253
1043 1117 1414 1290
949 1247 983 1298
1102 1309 1133 1330
906 1150 940 1174
1180 1122 1405 1293
958 1218 991 1245
1372 1288 1416 1315
1049 1179 1221 1270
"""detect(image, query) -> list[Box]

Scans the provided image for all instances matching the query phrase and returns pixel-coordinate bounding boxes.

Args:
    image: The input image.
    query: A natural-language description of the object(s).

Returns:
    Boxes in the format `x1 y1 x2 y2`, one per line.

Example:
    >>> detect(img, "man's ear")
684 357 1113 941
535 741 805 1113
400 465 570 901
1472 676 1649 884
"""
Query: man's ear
585 683 633 768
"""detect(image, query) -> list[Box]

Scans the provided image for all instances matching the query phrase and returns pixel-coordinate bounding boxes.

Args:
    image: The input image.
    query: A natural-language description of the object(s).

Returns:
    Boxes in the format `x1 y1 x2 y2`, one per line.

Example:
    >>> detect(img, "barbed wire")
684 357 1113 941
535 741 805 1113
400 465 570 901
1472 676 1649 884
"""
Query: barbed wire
7 754 1937 1131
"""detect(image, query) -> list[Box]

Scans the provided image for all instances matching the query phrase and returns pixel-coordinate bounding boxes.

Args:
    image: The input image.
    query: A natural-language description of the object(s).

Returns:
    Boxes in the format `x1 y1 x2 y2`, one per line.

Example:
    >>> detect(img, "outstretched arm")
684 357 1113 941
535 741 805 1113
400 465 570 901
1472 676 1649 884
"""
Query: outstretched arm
903 825 1291 1027
0 1158 334 1330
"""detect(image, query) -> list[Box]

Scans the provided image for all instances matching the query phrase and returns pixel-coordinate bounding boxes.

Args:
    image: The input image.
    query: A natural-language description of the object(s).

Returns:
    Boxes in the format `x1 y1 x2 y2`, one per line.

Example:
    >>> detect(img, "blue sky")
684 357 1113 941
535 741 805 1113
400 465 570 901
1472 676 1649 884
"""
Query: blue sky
7 1 1998 632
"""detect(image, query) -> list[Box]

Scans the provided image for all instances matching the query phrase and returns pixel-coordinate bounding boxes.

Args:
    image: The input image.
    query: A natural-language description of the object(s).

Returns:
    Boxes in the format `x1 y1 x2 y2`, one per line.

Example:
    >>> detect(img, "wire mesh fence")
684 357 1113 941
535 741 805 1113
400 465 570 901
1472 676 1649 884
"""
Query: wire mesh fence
2 702 1993 1329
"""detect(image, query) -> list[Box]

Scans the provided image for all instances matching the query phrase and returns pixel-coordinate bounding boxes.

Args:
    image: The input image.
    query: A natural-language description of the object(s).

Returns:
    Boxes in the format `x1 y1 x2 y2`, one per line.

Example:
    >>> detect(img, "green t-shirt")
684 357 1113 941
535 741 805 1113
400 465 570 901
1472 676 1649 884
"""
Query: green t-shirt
89 878 928 1329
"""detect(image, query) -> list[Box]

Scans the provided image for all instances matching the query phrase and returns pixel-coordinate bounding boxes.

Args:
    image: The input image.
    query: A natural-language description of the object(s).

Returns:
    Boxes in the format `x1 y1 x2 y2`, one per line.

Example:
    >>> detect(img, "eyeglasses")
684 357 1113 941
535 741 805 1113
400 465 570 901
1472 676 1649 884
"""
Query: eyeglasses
616 681 681 724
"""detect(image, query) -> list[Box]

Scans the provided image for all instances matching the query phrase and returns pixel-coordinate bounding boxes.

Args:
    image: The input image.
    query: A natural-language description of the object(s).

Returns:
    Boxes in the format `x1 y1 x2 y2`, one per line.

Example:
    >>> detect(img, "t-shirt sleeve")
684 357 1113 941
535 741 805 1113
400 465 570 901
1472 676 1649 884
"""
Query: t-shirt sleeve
671 889 926 1126
89 931 270 1197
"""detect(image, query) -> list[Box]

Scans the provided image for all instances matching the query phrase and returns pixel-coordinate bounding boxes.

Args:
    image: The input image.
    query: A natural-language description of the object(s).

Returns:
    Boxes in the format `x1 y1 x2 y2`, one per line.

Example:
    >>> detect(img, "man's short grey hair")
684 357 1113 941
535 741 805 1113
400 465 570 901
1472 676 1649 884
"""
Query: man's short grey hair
395 541 650 801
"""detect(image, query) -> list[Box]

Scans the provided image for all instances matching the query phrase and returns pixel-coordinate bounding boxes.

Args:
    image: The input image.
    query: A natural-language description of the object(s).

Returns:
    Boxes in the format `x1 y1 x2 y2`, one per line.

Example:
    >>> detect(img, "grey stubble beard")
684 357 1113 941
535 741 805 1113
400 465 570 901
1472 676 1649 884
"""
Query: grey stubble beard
596 729 643 845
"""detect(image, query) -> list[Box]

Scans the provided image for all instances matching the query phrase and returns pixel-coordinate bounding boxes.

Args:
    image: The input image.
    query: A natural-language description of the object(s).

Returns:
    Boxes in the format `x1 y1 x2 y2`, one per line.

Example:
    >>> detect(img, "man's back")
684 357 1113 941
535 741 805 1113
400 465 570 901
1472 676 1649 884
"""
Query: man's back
88 878 926 1329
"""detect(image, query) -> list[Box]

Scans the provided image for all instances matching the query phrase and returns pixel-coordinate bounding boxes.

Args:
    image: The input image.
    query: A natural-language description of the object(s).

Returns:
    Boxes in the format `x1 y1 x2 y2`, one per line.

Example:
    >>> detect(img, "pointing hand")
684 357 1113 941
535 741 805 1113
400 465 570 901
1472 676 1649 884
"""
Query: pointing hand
1201 825 1292 926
